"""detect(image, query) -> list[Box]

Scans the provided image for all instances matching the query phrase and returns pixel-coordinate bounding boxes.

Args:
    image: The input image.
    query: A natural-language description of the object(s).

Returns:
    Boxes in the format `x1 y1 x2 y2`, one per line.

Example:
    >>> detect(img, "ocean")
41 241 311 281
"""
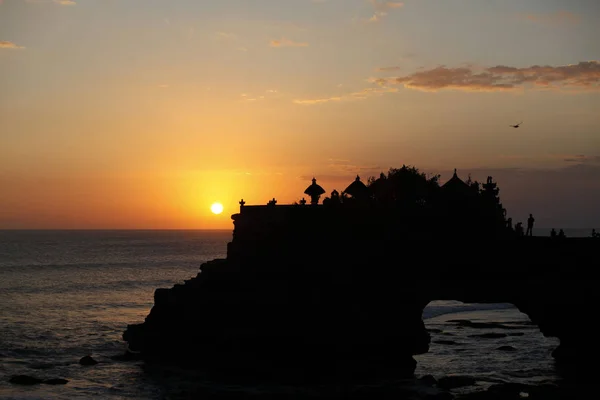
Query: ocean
0 230 584 399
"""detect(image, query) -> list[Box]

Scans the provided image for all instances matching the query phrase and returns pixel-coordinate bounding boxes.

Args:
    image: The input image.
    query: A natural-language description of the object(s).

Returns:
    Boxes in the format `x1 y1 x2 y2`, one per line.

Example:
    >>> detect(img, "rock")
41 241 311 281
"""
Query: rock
121 204 600 382
508 332 524 336
430 392 455 400
437 376 477 390
79 355 98 365
419 374 438 386
43 378 69 385
9 375 43 385
486 382 531 398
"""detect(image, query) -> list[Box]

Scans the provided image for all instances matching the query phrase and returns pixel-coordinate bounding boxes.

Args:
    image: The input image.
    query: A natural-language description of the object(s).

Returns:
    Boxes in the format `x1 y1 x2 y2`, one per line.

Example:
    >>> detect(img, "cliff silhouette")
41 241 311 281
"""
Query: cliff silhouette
122 166 599 385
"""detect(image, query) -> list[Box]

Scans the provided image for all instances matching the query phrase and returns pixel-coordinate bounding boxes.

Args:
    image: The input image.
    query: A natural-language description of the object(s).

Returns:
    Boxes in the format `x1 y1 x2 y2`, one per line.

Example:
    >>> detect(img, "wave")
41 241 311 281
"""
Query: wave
423 301 516 320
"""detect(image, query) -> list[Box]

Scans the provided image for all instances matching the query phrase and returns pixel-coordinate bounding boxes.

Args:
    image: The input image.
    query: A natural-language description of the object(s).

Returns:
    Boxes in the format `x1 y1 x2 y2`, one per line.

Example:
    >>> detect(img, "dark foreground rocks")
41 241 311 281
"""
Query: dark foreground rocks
455 381 595 400
123 209 600 384
9 375 69 385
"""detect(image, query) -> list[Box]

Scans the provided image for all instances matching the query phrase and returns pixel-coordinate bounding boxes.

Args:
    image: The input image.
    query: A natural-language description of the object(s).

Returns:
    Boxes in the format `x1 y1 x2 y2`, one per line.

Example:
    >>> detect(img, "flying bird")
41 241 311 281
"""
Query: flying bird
510 122 523 128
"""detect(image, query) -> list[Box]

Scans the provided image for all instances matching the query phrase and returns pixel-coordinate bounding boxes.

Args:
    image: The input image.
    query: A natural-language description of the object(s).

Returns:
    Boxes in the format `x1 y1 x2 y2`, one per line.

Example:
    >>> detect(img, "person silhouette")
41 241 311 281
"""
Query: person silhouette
550 228 557 238
515 222 524 236
558 229 566 239
526 213 535 236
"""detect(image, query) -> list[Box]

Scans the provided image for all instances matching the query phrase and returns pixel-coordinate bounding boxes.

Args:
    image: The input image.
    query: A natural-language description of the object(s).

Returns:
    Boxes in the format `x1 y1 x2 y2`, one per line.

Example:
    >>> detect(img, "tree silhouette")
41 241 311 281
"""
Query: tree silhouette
361 166 508 238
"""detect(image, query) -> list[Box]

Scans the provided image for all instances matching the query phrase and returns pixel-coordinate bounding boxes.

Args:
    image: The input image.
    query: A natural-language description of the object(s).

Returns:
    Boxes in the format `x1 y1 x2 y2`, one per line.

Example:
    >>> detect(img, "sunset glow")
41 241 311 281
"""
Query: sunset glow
210 203 224 215
1 0 599 230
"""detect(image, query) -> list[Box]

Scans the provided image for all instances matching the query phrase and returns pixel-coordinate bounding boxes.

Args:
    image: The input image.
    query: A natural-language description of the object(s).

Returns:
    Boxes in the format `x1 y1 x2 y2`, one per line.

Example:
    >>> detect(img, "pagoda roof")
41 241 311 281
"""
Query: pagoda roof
304 177 326 196
344 175 369 197
442 169 471 191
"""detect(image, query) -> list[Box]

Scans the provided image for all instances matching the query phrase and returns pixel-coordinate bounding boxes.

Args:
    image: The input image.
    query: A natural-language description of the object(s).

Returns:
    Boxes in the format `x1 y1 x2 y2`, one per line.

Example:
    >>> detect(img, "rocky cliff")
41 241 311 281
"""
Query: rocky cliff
123 205 600 383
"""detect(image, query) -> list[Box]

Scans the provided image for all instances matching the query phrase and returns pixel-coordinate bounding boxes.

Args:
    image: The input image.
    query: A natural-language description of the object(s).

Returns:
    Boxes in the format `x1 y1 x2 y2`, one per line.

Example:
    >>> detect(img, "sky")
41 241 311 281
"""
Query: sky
1 0 599 229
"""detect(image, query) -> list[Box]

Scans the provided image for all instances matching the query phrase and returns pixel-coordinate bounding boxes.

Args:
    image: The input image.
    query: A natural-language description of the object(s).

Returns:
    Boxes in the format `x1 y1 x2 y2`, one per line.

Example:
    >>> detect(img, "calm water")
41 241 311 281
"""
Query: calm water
0 230 568 399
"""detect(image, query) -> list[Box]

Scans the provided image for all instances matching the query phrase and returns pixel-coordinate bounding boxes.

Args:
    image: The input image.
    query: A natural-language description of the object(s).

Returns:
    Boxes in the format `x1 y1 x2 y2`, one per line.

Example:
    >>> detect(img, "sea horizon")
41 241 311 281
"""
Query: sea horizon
0 227 595 235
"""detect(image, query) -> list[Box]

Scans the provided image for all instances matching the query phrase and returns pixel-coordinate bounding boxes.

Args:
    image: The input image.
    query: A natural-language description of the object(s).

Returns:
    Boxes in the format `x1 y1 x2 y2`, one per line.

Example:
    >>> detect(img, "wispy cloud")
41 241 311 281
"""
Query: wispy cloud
563 155 600 164
367 0 404 23
269 38 308 48
371 61 600 92
0 41 25 49
376 66 401 72
294 86 397 105
54 0 76 5
327 158 382 175
518 10 580 25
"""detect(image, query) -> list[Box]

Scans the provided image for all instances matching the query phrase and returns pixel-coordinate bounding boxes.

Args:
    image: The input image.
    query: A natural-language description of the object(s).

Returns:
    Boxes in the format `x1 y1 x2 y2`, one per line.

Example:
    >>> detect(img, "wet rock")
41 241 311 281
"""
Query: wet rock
486 382 533 398
427 329 443 333
437 376 477 390
497 345 516 351
457 382 572 400
9 375 43 385
508 332 525 336
79 355 98 365
43 378 69 385
429 392 454 400
419 374 437 386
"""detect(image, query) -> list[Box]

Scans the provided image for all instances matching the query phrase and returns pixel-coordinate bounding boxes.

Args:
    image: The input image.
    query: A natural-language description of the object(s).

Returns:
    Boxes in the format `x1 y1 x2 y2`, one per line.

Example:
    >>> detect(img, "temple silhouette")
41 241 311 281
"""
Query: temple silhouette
123 166 599 385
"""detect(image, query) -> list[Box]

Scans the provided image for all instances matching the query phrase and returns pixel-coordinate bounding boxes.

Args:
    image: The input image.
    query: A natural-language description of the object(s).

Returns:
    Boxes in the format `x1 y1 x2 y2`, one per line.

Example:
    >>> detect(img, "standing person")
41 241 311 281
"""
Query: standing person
526 213 535 236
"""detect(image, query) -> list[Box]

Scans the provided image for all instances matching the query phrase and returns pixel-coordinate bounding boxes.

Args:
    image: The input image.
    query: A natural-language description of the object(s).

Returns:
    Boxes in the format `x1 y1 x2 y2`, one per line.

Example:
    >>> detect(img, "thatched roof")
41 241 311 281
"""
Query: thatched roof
344 175 369 198
304 178 326 196
442 169 471 192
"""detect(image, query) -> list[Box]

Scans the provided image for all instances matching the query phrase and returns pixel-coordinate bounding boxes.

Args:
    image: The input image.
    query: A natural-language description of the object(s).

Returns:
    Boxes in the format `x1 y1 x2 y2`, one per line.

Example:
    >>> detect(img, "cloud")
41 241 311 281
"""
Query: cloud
372 61 600 92
376 66 401 72
0 41 24 49
326 158 382 175
269 38 308 48
367 0 404 23
563 155 600 164
518 10 580 25
294 86 397 105
54 0 76 5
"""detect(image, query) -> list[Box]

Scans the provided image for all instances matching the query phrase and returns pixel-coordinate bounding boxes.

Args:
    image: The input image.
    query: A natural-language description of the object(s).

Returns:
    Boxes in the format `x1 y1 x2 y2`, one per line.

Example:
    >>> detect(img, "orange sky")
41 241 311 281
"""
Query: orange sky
1 0 599 229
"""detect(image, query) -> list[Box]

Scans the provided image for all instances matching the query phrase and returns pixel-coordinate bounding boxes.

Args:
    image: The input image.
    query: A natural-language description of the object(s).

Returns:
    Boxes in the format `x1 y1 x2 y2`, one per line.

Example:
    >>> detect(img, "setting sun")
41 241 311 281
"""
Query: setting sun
210 202 224 215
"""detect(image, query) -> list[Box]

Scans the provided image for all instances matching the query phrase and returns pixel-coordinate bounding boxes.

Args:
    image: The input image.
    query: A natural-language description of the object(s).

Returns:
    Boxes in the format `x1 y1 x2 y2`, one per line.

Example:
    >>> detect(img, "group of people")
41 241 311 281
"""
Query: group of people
509 213 600 239
508 213 536 237
550 228 567 239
